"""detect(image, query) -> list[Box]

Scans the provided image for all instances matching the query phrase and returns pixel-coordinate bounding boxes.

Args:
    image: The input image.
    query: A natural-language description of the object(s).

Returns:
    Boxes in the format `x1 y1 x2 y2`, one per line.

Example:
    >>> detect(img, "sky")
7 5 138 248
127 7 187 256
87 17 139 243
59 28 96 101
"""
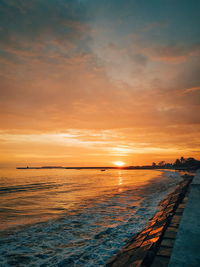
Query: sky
0 0 200 167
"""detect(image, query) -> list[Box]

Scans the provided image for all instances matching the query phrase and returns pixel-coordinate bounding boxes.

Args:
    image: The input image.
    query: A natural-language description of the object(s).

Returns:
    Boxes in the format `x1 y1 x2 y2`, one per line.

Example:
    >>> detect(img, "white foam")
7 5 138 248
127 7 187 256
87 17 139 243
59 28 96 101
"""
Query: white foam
0 170 182 266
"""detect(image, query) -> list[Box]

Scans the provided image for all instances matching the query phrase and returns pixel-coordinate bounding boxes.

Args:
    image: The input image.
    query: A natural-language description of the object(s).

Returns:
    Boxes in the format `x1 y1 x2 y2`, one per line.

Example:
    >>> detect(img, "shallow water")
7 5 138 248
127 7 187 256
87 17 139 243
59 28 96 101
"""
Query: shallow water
0 168 182 266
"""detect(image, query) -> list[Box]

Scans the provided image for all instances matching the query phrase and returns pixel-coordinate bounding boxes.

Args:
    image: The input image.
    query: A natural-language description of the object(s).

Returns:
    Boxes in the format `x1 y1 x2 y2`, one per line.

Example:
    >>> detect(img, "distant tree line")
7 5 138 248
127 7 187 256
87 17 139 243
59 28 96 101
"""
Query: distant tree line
152 157 200 170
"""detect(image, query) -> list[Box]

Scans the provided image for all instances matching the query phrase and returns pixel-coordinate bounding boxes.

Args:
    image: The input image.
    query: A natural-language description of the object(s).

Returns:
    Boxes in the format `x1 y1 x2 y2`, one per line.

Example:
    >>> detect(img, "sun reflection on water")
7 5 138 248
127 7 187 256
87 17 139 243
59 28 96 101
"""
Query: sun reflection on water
118 171 123 192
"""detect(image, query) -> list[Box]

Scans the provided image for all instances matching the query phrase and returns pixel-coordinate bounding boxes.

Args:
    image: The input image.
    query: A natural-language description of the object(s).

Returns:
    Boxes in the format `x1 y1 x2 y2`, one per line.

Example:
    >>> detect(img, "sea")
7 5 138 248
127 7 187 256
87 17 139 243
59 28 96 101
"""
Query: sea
0 168 183 267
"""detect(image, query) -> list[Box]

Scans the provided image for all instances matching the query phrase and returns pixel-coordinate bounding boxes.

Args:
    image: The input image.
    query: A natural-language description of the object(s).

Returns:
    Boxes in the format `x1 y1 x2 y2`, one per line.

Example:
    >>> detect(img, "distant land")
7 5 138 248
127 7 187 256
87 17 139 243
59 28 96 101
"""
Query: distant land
16 157 200 171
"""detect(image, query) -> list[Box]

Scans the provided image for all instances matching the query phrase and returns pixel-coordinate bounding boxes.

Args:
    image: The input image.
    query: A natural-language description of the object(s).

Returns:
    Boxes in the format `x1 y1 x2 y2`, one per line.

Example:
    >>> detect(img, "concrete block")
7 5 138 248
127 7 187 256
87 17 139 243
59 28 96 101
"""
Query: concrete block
163 229 177 239
160 238 175 248
157 246 173 257
151 256 170 267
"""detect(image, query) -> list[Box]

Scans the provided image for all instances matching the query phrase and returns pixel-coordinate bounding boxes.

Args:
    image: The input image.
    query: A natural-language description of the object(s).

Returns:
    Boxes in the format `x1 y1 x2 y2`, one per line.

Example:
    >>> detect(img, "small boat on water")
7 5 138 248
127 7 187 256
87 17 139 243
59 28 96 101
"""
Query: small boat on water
101 169 106 171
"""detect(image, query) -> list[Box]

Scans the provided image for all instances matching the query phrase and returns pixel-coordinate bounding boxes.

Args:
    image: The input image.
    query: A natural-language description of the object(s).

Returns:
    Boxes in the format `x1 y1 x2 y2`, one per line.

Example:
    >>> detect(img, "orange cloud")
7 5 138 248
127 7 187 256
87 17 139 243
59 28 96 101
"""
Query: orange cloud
140 44 200 63
0 1 200 166
182 86 200 94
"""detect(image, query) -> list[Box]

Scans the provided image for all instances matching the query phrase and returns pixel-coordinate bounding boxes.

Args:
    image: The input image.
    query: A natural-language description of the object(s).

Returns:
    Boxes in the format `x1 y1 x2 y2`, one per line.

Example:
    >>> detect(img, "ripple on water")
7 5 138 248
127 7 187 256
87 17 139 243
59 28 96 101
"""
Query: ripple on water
0 170 182 266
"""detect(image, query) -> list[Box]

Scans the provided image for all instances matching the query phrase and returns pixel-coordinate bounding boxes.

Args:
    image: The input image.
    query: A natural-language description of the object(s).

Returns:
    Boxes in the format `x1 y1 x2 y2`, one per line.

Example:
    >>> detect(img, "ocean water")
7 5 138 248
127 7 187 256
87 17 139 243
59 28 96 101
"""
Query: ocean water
0 168 182 266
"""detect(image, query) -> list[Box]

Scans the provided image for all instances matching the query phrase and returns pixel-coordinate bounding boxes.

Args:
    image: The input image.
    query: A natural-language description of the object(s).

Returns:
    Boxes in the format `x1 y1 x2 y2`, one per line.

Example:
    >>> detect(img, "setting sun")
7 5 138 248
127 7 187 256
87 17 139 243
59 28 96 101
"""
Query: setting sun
114 161 125 167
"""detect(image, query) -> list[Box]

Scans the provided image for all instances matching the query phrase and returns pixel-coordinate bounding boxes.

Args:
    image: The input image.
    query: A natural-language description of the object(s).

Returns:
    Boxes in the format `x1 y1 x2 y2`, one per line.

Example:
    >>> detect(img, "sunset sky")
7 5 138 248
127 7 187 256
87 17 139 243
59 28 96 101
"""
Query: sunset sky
0 0 200 167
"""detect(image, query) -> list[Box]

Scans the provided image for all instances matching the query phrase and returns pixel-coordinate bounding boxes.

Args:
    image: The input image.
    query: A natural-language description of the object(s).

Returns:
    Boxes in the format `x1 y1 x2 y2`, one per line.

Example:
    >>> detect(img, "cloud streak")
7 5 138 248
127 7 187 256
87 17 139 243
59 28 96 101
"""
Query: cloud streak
0 0 200 165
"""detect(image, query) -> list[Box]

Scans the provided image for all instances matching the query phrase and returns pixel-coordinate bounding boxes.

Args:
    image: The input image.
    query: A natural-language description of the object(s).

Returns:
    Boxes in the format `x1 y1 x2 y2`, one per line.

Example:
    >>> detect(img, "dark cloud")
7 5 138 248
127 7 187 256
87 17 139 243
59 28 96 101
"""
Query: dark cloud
0 0 91 65
0 0 87 40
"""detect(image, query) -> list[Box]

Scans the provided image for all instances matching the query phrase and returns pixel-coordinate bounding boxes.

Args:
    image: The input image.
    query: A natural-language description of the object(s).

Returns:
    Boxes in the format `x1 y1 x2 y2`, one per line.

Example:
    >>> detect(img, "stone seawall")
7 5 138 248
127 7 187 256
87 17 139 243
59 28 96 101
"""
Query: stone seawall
105 175 193 267
169 170 200 266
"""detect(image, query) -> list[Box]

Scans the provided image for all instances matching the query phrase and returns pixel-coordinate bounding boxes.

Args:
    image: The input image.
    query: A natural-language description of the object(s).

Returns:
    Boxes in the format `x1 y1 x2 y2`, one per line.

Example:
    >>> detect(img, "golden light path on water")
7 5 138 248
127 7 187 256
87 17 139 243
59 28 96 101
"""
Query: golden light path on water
0 167 175 231
0 168 182 266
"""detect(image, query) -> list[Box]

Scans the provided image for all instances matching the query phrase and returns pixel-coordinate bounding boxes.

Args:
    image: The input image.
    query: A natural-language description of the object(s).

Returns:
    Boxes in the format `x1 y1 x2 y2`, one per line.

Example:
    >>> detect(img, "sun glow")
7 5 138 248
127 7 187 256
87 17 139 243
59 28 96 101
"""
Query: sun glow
114 161 125 167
